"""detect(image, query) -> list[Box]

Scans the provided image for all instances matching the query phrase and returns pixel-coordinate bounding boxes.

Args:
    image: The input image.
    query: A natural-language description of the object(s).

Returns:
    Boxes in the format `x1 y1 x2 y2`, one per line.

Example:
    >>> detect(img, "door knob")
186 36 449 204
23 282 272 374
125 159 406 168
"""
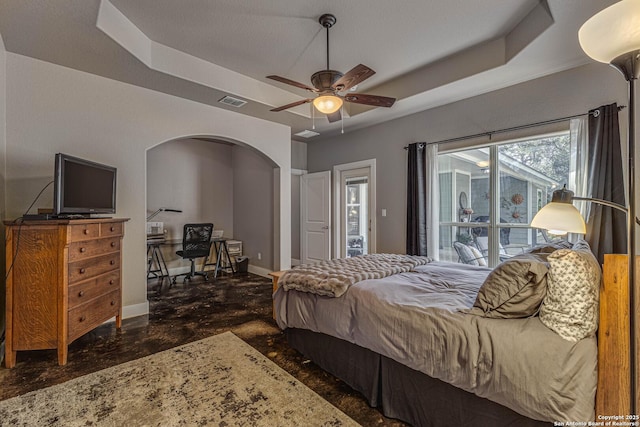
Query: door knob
321 226 329 229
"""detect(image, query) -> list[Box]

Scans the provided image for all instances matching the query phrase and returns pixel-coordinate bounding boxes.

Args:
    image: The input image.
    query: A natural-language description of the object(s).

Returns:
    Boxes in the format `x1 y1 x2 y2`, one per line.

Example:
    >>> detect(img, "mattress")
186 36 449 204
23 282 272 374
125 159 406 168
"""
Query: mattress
274 261 597 422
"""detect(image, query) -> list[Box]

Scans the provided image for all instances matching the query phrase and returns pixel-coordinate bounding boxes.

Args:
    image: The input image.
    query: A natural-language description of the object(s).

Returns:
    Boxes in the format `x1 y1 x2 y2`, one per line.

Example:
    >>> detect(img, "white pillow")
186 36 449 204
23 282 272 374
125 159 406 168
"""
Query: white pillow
539 248 601 342
469 246 487 267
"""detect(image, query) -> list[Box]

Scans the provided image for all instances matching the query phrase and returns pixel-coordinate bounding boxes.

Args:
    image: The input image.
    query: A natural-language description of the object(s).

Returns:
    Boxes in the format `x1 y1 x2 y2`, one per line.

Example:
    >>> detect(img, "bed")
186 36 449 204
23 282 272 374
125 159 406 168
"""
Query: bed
273 246 610 426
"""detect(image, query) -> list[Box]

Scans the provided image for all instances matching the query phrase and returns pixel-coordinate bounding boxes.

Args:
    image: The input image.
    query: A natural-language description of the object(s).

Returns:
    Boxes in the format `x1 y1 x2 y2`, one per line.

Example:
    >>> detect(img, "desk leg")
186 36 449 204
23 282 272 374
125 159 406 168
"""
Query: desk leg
156 247 169 279
221 241 235 274
146 245 153 278
214 241 223 279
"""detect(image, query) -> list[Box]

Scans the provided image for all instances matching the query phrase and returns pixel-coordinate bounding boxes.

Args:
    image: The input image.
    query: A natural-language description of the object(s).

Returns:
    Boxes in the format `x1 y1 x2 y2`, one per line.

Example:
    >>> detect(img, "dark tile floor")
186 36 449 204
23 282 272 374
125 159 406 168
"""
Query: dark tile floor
0 272 407 426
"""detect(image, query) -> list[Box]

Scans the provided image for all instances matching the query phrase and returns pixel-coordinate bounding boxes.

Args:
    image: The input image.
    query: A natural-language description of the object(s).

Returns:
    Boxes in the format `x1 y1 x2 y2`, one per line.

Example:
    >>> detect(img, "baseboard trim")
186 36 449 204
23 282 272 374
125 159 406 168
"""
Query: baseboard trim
122 301 149 319
248 265 272 278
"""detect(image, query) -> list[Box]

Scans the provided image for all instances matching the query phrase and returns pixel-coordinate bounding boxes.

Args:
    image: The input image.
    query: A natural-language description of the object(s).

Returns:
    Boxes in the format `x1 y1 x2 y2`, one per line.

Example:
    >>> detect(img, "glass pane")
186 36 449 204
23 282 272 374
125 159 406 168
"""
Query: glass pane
438 147 490 253
497 134 571 258
345 178 368 257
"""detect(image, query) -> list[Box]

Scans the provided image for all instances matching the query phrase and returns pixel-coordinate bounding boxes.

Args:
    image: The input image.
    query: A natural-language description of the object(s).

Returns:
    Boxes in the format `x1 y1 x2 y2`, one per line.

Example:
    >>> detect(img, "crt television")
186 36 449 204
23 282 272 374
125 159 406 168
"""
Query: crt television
54 153 117 216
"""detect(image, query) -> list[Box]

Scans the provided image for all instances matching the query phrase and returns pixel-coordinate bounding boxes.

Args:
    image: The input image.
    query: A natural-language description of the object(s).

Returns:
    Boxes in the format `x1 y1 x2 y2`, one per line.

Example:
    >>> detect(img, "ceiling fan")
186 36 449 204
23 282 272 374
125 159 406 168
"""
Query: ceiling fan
267 13 396 123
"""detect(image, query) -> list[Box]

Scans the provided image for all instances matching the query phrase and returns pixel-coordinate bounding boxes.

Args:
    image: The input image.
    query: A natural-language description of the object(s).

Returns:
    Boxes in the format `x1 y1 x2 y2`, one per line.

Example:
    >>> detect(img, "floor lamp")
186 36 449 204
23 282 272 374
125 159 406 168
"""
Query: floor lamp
536 0 640 414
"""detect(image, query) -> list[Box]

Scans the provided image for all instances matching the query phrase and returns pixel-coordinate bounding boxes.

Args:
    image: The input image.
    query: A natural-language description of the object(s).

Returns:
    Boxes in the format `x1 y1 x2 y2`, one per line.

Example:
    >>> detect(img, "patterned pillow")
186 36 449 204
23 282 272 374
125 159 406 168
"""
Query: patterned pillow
539 248 601 342
469 253 548 319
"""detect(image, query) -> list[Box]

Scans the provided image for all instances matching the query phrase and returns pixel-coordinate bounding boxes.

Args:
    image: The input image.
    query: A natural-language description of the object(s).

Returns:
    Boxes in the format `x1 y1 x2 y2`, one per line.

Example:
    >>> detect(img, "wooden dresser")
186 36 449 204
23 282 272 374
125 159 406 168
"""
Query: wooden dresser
4 218 128 367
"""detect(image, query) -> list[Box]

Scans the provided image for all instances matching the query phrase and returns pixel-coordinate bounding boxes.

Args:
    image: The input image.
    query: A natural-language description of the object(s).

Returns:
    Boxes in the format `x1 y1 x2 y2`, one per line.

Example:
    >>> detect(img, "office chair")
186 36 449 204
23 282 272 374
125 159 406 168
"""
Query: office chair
172 223 214 284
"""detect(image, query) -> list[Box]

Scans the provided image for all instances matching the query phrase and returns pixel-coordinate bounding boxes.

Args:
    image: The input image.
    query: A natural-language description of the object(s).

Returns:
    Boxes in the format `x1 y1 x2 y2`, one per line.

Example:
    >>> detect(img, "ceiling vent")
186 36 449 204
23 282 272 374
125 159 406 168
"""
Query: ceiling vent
294 130 320 139
218 95 247 108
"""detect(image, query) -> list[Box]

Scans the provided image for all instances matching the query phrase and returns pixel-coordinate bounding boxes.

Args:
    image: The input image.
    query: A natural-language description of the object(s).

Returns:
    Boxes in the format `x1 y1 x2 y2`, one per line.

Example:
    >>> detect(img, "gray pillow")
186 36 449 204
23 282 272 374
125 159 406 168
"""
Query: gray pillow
454 242 480 266
469 253 549 319
571 239 592 252
525 239 572 255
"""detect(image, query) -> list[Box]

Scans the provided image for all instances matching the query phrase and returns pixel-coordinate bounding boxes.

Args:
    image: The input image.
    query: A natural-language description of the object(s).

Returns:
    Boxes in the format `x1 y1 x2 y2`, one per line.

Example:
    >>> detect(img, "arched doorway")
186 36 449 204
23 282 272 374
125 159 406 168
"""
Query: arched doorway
145 137 280 281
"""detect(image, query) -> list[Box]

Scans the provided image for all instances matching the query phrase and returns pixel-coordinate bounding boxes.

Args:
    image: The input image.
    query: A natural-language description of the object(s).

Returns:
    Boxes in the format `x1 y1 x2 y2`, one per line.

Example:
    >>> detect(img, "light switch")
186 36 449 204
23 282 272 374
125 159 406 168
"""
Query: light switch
382 209 387 217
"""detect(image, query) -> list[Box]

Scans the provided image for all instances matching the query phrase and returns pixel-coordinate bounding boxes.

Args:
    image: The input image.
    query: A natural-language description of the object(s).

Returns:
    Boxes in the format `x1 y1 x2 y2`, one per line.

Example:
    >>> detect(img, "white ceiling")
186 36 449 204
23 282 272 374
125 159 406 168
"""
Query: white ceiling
0 0 618 141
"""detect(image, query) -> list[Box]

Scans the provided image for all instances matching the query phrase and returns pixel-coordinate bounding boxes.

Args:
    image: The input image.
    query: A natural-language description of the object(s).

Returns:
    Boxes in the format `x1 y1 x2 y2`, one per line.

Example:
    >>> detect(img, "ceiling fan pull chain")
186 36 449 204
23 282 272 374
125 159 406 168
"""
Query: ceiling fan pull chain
341 105 344 134
312 103 315 129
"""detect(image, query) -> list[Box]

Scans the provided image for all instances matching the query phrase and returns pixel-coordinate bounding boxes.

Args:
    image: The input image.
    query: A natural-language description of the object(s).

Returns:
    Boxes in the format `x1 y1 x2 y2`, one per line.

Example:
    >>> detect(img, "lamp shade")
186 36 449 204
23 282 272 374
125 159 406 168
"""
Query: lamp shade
313 95 343 114
578 0 640 63
531 202 587 235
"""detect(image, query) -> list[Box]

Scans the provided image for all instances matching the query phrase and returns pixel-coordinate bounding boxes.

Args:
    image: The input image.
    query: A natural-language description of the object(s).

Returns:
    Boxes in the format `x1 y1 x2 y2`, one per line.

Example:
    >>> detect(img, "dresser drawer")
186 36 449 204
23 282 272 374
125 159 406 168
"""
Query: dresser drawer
68 253 120 283
68 270 120 309
100 222 123 237
68 289 120 342
68 237 120 262
69 224 100 242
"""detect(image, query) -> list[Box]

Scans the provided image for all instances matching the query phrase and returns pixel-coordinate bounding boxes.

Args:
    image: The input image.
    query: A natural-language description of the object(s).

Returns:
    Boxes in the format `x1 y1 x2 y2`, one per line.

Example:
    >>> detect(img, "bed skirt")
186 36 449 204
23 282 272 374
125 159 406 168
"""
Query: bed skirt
285 328 552 427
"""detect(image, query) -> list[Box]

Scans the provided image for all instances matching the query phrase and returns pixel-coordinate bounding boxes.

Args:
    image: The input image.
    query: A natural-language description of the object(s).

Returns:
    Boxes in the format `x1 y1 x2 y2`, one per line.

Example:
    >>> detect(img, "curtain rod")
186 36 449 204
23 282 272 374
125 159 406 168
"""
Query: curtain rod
403 106 626 149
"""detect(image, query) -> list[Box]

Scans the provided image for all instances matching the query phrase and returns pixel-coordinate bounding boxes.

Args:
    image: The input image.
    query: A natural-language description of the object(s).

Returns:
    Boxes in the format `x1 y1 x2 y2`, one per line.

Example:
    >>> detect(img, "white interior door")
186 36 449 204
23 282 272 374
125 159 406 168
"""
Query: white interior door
301 171 331 264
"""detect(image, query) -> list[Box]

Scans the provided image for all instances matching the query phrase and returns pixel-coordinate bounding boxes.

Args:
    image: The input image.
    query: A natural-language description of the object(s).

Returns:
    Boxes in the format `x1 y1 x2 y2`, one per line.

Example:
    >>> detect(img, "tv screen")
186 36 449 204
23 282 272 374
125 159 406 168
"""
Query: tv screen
54 153 117 216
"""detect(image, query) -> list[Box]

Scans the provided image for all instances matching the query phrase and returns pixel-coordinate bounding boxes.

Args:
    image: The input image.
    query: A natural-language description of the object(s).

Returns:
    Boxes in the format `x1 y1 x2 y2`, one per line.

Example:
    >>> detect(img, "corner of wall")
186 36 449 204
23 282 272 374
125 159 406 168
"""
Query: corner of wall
0 31 7 360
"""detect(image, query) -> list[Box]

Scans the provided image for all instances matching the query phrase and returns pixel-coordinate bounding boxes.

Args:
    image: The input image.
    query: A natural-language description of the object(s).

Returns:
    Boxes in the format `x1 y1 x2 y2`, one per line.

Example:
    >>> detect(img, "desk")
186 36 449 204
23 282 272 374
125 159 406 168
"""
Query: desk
147 238 169 279
146 237 235 281
203 238 236 279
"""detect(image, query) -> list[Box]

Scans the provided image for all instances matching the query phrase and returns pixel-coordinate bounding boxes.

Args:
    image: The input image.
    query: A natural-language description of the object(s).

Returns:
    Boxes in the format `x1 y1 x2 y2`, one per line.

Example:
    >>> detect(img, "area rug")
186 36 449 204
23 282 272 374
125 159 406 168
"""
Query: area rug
0 332 358 426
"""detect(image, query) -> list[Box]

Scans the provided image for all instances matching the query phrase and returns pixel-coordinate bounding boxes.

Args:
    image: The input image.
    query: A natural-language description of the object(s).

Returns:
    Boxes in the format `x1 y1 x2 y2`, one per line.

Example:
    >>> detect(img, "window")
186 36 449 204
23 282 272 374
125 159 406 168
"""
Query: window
439 133 571 266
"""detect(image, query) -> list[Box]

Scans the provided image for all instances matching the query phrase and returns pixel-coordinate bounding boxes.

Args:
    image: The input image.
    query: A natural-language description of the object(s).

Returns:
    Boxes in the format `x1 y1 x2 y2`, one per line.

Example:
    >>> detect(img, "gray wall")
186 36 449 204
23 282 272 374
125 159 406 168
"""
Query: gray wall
291 141 307 170
290 140 307 262
307 63 628 254
232 145 274 270
0 34 6 345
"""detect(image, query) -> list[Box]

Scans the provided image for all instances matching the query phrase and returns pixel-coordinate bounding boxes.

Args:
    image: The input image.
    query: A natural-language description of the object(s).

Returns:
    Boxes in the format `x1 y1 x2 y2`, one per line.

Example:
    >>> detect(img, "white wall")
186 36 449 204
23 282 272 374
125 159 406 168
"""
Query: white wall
5 53 291 317
307 63 629 254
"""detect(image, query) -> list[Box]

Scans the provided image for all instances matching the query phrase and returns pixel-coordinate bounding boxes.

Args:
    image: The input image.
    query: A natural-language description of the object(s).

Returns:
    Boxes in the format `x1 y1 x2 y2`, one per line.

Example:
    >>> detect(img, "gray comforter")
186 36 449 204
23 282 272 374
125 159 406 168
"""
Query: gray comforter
274 261 597 422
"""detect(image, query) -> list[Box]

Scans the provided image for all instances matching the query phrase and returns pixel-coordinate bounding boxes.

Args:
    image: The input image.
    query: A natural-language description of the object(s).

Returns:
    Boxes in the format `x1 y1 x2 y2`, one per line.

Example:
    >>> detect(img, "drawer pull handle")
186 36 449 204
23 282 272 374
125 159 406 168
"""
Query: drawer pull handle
109 279 115 285
111 301 116 306
80 268 86 274
84 229 89 235
80 247 86 253
110 226 115 232
79 291 85 297
110 260 115 265
79 316 86 322
110 242 116 247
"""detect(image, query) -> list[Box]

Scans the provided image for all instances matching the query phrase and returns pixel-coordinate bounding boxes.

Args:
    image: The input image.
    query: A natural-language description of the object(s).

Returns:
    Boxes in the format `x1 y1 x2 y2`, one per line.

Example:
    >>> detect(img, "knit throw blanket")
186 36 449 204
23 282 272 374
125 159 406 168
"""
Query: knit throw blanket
279 253 432 297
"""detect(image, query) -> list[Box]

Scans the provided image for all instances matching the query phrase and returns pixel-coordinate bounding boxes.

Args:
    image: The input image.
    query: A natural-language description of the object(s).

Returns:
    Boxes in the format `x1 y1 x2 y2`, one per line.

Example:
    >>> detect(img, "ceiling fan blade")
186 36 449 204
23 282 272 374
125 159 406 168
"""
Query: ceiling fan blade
267 75 317 92
327 110 342 123
344 93 396 108
331 64 375 91
270 99 312 112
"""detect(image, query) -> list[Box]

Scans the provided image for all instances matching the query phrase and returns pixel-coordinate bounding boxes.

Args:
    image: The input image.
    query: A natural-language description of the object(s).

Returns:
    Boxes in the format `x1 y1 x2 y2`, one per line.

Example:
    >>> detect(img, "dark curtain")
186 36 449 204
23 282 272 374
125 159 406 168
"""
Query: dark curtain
586 103 627 264
406 143 427 255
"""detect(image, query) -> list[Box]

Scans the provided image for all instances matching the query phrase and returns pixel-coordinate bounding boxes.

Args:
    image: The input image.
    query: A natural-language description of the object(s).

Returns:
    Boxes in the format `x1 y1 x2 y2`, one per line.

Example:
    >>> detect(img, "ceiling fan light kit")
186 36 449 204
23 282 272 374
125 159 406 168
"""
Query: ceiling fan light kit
313 95 343 114
266 13 396 122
